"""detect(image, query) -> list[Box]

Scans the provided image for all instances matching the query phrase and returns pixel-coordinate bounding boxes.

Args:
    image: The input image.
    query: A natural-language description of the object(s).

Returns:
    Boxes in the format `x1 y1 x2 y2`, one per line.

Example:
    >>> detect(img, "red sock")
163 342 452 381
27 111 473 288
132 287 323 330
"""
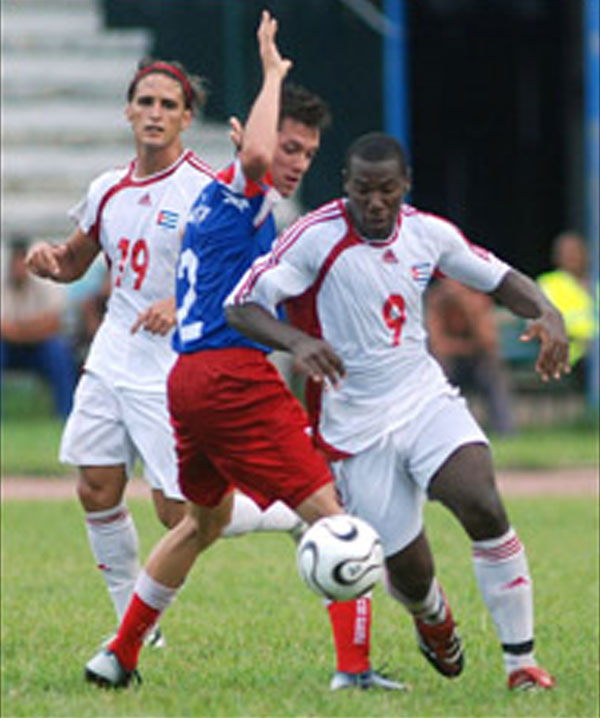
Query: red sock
108 594 160 671
327 596 371 673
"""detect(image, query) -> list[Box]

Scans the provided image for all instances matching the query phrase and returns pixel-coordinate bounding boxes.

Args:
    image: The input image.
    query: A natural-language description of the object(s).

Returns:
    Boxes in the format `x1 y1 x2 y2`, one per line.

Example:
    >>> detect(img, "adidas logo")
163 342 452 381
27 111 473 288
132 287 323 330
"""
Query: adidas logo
502 576 530 590
382 248 398 264
138 193 152 206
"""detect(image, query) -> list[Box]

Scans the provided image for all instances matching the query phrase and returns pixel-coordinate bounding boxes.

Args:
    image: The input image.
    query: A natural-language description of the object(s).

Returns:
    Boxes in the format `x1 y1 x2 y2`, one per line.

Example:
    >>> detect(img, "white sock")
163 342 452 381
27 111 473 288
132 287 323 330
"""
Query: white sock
135 569 179 612
472 527 536 673
222 494 305 537
258 501 305 534
383 572 446 623
221 493 263 537
85 504 139 622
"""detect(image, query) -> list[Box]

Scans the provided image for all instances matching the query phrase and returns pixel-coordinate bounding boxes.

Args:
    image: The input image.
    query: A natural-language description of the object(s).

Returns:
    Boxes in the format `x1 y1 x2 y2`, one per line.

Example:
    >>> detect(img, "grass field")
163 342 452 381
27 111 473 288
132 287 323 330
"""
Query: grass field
1 412 598 477
1 375 599 475
1 495 598 717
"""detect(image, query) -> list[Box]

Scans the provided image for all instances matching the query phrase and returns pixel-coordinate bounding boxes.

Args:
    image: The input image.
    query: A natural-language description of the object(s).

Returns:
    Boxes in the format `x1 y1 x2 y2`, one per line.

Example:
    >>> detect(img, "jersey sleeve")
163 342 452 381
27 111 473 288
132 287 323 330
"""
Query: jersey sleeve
428 214 511 292
217 158 279 230
67 167 129 240
225 222 319 315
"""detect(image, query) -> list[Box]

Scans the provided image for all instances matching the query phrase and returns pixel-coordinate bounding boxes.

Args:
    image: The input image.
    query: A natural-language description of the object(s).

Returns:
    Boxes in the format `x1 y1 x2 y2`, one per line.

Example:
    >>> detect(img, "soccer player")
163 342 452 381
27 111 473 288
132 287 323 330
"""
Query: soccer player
226 132 569 691
84 13 403 691
24 54 304 648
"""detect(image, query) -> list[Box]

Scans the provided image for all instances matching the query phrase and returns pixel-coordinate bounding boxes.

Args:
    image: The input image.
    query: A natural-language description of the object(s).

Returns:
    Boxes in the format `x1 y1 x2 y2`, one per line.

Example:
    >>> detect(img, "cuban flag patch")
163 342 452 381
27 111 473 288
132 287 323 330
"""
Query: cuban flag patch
411 262 432 285
157 209 179 229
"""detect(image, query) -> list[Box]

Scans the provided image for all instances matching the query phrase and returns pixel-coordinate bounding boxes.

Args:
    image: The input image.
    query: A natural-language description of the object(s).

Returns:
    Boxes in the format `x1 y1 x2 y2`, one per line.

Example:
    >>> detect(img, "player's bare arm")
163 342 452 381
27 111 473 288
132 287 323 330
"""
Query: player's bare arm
226 302 345 387
26 228 100 283
238 10 292 182
490 268 570 381
131 296 176 335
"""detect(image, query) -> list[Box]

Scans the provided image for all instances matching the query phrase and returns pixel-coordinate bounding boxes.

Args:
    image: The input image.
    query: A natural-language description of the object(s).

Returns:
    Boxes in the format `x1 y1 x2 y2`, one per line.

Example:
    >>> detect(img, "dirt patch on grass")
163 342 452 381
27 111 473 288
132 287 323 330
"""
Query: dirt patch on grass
1 467 598 501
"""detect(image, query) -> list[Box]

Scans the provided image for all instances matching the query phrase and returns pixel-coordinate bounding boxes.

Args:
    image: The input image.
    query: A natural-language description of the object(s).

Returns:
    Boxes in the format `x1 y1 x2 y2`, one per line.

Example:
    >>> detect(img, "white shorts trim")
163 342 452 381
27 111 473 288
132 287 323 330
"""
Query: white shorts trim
330 394 488 557
60 371 183 500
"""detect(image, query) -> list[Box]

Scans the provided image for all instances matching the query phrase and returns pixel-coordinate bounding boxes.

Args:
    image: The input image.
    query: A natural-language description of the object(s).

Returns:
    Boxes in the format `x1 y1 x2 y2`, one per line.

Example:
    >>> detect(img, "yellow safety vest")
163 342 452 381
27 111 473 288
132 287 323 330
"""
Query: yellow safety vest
537 270 596 366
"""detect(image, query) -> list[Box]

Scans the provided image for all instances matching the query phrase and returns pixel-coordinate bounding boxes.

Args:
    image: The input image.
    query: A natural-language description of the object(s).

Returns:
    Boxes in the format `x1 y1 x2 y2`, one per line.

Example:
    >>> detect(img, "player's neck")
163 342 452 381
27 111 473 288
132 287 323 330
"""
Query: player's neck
134 142 185 178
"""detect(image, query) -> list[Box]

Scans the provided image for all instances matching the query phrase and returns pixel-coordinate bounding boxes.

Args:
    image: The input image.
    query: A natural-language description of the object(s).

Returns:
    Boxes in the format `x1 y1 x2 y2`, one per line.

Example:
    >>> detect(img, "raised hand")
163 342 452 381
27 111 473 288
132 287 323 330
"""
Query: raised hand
256 9 292 81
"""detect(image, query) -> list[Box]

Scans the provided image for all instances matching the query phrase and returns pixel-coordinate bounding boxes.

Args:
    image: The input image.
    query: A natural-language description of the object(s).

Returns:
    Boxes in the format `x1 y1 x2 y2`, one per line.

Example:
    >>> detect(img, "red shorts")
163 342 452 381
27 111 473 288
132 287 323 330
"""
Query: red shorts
167 347 333 510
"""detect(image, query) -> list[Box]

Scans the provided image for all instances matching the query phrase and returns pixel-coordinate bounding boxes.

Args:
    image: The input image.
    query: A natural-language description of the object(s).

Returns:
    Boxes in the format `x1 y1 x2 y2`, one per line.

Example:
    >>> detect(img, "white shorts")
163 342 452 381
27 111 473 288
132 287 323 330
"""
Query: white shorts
60 371 183 500
330 394 488 557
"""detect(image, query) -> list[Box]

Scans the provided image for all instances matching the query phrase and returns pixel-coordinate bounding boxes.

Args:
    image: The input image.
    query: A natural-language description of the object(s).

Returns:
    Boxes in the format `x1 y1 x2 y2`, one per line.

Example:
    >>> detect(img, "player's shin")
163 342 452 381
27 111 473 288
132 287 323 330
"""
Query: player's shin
109 569 178 671
326 594 372 673
471 527 537 673
85 504 140 622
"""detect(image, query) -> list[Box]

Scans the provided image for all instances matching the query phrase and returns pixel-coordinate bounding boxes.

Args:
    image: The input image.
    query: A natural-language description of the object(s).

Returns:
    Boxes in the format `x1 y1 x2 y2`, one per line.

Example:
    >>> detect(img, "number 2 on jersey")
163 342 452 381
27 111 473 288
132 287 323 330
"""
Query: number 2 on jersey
382 294 406 346
176 248 204 342
114 237 149 290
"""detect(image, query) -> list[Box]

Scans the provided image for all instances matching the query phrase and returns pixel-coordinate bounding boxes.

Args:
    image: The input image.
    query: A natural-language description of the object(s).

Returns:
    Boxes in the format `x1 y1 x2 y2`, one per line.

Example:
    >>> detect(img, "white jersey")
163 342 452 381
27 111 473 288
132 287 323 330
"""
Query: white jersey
71 150 215 391
228 200 511 457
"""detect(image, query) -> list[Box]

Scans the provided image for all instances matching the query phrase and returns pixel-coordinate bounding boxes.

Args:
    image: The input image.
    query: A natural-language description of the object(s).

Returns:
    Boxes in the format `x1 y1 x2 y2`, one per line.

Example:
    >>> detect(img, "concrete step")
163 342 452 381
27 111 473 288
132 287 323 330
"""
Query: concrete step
1 121 235 240
2 28 149 56
2 54 139 101
2 0 98 9
2 124 234 192
2 100 132 146
1 3 100 40
1 102 234 149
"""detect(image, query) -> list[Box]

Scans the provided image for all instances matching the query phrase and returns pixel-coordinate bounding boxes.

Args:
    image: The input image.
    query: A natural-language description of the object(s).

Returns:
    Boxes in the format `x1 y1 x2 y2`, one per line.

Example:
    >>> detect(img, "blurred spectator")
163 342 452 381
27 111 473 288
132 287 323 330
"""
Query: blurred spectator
1 235 77 418
537 231 596 389
426 277 515 435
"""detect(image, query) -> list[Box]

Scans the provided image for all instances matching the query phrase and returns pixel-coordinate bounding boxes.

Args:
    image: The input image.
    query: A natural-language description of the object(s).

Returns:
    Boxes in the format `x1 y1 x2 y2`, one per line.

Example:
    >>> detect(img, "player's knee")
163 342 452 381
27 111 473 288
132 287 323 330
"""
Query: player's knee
385 533 435 601
456 488 508 540
185 503 231 549
153 493 186 529
76 470 125 511
157 503 186 529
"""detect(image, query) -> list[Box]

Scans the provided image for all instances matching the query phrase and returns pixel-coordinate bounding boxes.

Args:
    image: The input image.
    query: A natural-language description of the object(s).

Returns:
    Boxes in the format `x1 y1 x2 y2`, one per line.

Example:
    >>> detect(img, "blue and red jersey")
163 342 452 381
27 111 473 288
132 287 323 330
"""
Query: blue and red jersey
173 159 280 354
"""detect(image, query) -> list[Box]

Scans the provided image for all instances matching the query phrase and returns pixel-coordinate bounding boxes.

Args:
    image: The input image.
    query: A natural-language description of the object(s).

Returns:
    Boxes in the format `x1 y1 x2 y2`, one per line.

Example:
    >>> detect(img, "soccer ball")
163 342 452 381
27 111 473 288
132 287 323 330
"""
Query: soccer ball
296 515 384 601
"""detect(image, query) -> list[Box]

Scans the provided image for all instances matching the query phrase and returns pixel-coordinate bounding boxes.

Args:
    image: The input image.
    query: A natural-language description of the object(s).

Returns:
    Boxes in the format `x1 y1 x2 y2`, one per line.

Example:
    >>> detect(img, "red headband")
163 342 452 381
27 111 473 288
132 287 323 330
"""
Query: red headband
132 62 193 108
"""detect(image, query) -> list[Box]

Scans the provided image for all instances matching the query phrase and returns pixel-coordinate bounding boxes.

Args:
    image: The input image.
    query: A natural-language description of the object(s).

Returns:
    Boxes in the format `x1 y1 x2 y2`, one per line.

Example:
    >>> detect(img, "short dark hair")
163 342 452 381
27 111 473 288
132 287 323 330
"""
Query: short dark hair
127 58 208 114
280 83 332 131
345 132 409 176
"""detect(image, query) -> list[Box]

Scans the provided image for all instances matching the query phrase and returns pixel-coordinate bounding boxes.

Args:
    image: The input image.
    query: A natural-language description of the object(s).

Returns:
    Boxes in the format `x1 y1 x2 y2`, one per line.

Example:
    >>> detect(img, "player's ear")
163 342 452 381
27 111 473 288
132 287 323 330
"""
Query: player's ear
125 103 134 123
181 108 193 132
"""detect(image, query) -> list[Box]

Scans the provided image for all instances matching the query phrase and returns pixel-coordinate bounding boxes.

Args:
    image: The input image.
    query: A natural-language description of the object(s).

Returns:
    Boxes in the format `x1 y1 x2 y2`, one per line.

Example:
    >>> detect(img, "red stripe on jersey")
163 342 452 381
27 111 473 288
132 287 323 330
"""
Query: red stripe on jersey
129 150 194 187
88 161 136 242
90 150 213 243
272 200 344 260
217 163 235 184
185 152 216 179
231 202 344 304
217 161 273 198
285 230 361 454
